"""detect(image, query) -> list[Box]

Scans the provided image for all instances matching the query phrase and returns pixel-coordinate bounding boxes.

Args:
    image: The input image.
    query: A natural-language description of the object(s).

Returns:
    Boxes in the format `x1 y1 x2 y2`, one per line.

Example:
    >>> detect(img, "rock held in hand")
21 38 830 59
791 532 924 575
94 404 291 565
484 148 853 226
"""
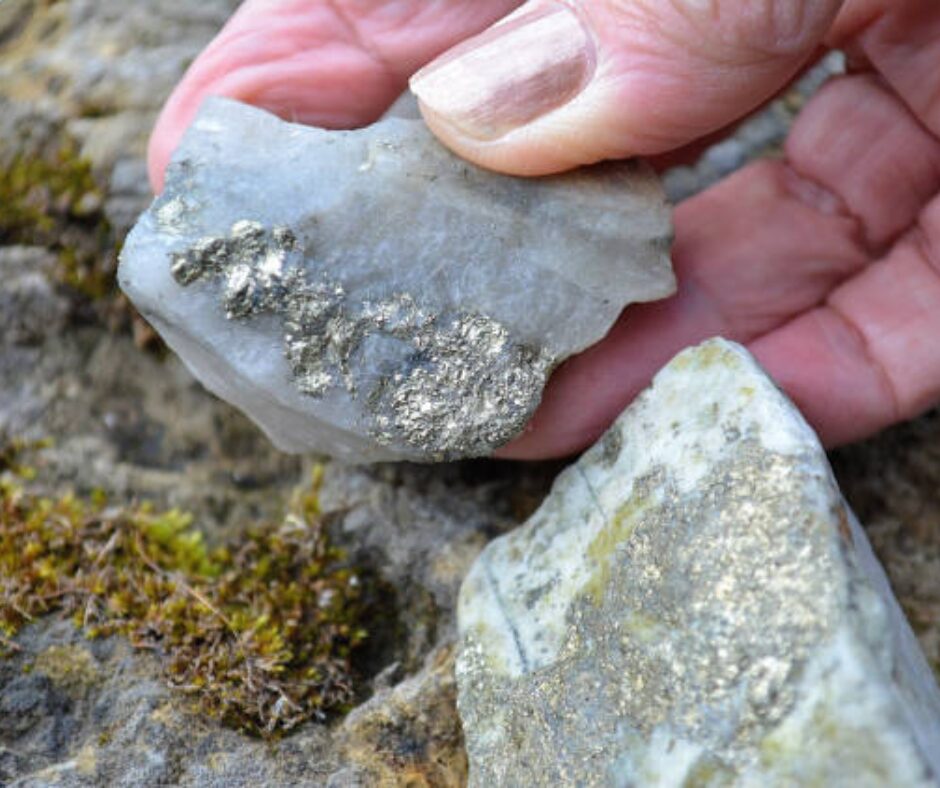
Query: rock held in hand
119 98 674 462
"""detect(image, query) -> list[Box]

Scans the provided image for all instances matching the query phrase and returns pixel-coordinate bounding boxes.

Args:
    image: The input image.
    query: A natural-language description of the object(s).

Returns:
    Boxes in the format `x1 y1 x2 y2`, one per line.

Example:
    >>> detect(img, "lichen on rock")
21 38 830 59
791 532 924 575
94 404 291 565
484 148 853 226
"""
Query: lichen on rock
0 131 116 302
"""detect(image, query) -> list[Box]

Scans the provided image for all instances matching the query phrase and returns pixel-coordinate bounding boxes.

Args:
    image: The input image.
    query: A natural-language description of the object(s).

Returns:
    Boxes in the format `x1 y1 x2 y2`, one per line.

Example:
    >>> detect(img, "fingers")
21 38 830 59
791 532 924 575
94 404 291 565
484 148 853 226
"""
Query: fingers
751 208 940 445
497 158 869 458
499 71 940 458
148 0 522 191
829 0 940 137
409 0 844 175
785 75 940 250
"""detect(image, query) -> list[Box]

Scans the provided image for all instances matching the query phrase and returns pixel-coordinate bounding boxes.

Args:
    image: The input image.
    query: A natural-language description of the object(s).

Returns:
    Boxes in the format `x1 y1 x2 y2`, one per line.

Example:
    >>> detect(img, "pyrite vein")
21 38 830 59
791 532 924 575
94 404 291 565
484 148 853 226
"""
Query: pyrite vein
169 220 551 457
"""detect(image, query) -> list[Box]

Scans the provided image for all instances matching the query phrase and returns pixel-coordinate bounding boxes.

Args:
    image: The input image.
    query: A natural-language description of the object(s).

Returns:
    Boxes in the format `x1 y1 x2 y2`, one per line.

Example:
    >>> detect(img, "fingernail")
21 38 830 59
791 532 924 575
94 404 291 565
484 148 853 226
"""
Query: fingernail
409 4 594 141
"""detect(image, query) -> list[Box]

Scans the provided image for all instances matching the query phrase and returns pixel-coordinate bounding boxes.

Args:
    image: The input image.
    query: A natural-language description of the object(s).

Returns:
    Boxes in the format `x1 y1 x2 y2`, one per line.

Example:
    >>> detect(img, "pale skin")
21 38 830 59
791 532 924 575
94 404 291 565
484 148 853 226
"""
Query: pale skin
148 0 940 460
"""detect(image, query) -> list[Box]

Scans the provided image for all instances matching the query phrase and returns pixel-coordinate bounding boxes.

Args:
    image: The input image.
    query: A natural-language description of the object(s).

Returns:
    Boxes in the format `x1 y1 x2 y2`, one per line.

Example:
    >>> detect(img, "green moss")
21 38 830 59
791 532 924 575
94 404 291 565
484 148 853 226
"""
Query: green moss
0 444 368 736
0 436 52 479
0 135 117 302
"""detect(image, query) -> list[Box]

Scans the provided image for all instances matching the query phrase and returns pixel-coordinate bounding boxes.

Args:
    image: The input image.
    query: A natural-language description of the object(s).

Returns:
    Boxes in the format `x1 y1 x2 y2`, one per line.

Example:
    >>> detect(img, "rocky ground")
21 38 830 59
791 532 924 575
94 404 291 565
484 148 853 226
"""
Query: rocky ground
0 2 937 786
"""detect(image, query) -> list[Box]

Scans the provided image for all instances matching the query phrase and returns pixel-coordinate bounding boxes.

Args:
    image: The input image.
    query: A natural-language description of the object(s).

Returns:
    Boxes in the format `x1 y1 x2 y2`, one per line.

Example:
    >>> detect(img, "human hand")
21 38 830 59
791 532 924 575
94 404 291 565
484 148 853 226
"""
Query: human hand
148 0 940 460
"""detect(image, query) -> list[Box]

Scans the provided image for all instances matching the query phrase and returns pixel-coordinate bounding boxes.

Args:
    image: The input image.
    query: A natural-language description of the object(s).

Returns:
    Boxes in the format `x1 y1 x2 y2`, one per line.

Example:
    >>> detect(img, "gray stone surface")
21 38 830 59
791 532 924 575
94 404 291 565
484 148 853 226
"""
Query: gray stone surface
456 339 940 786
119 98 674 462
0 247 68 347
0 621 339 787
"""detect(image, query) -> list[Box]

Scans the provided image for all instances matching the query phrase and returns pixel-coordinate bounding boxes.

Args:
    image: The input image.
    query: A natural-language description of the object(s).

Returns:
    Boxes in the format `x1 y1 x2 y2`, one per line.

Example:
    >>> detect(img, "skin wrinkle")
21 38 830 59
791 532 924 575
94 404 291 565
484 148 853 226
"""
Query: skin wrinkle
782 160 872 257
779 0 809 48
907 222 940 411
673 159 868 339
920 67 940 137
655 0 831 64
823 298 902 425
827 2 885 47
864 70 940 164
673 269 733 343
207 59 380 127
785 74 940 253
186 11 360 99
647 1 783 68
914 220 940 281
323 0 405 83
779 164 849 219
846 3 940 137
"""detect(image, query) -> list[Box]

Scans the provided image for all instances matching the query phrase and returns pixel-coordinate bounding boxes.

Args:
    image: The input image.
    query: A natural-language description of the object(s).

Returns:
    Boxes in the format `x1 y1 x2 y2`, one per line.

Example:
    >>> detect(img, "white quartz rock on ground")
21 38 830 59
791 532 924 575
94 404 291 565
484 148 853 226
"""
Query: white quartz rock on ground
457 338 940 786
118 98 674 463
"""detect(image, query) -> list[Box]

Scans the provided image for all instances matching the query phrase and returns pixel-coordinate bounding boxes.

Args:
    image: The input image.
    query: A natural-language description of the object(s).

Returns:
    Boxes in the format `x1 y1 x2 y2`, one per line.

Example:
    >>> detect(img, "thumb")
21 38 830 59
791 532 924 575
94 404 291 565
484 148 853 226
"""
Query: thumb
409 0 843 175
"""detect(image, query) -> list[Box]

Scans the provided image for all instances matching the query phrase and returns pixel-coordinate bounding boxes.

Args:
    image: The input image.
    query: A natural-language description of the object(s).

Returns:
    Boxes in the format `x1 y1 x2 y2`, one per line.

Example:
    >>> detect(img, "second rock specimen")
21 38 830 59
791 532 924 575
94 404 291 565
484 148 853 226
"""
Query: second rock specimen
119 98 674 462
457 339 940 785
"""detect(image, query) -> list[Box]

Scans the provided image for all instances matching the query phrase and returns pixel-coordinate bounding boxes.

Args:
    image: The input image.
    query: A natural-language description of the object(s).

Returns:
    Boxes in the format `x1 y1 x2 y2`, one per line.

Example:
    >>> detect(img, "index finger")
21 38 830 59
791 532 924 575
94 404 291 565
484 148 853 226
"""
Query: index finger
147 0 522 191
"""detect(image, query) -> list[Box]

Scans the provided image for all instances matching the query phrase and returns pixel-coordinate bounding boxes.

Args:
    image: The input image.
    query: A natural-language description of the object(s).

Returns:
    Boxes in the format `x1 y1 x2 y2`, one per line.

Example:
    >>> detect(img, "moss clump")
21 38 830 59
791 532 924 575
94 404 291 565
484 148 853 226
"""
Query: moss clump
0 132 164 348
0 458 367 735
0 136 117 301
0 436 52 479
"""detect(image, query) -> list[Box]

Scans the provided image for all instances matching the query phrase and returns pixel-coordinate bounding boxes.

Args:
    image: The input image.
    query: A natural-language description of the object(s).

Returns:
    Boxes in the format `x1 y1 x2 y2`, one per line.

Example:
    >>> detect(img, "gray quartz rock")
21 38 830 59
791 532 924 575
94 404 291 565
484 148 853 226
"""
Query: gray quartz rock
118 98 674 463
456 338 940 786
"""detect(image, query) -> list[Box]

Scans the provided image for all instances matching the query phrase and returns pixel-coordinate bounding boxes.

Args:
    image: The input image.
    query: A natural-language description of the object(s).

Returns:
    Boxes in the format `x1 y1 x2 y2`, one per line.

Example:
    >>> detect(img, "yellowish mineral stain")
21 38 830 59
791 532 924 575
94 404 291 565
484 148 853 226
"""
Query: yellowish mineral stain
75 744 98 777
583 490 651 605
34 644 101 697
